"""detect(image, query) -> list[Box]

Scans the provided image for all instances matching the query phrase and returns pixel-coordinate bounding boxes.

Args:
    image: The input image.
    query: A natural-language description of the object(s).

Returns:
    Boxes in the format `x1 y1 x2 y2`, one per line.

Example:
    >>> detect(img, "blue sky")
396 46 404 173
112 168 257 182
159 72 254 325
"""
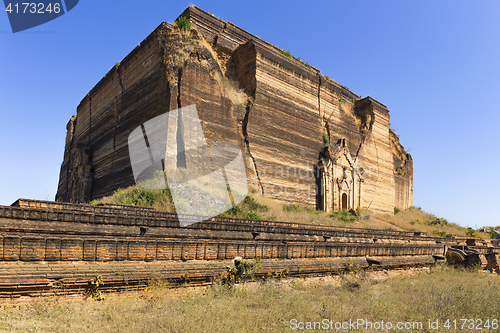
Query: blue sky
1 1 499 228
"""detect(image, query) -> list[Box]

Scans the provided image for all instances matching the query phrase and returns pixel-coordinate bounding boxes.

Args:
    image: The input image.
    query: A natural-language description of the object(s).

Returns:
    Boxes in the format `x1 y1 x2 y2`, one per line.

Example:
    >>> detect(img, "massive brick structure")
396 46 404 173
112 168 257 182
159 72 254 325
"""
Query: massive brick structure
56 6 413 214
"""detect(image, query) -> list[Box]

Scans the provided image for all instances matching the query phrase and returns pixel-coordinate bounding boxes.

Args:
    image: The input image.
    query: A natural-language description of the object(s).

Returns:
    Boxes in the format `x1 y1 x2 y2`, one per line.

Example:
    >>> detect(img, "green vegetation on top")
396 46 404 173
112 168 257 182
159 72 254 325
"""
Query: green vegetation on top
279 49 311 68
175 16 191 31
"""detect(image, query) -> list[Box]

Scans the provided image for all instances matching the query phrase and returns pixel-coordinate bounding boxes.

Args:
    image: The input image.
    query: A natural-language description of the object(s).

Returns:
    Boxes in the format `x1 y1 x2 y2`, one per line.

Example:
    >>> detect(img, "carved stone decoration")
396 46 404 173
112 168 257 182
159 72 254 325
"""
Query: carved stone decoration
318 139 363 212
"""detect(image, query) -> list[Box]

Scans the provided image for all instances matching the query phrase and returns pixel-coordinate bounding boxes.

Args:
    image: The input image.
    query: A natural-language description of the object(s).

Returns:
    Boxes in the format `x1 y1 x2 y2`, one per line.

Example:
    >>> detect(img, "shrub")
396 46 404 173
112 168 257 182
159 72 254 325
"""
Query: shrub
433 230 447 237
243 196 269 212
486 231 499 239
329 210 356 223
219 196 268 220
394 207 401 214
175 16 191 31
245 212 261 220
85 275 105 301
466 228 478 237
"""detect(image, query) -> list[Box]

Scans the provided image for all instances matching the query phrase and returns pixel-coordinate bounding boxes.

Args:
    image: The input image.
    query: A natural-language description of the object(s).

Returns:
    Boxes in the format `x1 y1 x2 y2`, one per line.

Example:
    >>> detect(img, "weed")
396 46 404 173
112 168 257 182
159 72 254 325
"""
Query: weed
344 260 360 274
179 272 189 283
92 170 175 211
323 133 330 144
280 49 292 58
175 16 191 31
245 211 261 220
84 275 105 301
220 196 268 220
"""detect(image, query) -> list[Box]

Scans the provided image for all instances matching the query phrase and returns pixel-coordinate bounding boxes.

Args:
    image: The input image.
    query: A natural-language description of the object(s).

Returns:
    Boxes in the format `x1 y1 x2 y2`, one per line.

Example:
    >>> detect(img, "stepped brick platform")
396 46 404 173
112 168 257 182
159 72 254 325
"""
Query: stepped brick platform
0 199 498 298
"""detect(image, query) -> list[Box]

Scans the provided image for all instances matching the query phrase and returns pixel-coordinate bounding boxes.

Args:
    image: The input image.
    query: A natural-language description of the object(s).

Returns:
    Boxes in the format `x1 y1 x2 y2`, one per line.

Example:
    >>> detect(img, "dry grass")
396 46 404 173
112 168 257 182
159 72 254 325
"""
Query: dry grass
213 71 248 106
249 194 471 237
1 265 499 332
93 182 471 237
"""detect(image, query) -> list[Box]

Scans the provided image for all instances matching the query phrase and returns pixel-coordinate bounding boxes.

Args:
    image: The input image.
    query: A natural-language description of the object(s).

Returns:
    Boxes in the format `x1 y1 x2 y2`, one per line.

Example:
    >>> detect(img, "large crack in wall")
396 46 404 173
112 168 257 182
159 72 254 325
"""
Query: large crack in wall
242 104 264 194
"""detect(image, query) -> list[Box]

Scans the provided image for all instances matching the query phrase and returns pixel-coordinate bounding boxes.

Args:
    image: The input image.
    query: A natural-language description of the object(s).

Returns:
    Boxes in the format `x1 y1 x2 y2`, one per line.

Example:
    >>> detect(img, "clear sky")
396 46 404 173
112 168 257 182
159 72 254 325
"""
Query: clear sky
1 1 499 228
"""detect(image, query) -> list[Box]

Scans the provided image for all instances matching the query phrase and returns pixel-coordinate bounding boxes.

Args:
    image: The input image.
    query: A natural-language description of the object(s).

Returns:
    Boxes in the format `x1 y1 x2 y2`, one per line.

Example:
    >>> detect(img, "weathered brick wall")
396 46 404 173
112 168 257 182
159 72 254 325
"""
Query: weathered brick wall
0 199 498 298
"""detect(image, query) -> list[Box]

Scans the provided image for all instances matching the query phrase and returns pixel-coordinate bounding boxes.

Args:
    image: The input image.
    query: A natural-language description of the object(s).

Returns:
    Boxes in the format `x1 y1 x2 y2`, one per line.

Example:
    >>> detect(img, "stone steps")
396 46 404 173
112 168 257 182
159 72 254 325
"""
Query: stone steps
0 256 435 298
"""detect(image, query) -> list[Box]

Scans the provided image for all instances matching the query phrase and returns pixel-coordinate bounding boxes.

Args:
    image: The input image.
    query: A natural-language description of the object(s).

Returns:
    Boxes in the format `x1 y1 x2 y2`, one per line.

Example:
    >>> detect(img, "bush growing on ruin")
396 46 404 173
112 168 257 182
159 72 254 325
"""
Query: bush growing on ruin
175 16 191 31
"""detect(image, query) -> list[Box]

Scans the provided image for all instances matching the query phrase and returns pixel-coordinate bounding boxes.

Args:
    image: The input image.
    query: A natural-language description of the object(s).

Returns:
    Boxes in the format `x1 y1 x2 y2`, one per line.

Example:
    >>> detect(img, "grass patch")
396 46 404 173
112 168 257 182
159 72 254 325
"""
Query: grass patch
219 196 269 220
282 204 305 213
329 210 357 223
91 171 175 212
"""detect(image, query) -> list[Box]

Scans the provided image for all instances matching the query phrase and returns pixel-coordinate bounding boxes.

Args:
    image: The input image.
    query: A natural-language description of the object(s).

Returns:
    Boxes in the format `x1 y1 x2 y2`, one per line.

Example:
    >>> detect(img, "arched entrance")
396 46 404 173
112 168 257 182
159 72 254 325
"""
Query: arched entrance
341 193 348 210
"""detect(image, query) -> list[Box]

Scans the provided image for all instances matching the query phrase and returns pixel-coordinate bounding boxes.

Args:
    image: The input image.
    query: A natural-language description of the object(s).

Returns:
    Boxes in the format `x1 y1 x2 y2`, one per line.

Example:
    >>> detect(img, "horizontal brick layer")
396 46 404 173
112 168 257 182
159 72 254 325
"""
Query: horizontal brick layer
0 256 436 298
1 201 489 245
0 234 444 262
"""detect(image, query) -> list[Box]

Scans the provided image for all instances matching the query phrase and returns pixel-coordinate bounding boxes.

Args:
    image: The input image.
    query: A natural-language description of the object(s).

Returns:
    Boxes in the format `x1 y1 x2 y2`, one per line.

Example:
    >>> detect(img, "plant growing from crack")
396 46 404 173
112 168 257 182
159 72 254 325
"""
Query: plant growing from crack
323 133 330 144
175 16 191 31
85 275 105 301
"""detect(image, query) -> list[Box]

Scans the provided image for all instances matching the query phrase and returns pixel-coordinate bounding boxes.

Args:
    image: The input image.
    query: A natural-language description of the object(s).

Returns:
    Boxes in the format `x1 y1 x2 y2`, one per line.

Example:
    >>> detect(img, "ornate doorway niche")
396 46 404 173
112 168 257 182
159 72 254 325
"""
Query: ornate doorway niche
317 139 363 212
